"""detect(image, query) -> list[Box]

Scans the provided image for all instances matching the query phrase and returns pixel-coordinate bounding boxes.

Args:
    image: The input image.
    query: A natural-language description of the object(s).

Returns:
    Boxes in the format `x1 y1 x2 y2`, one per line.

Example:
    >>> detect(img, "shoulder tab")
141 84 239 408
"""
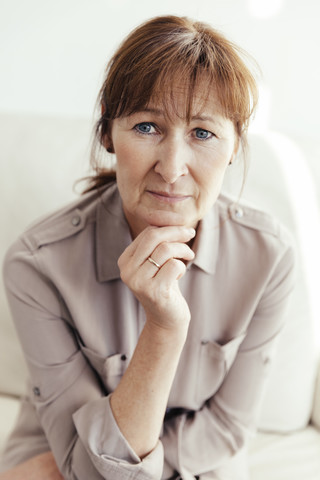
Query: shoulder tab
228 202 279 236
22 207 87 251
219 194 280 237
20 184 114 252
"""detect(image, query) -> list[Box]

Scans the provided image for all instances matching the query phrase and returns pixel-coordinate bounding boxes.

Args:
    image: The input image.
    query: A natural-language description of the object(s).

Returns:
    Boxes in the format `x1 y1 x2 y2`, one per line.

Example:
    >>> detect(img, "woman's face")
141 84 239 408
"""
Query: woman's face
110 88 238 238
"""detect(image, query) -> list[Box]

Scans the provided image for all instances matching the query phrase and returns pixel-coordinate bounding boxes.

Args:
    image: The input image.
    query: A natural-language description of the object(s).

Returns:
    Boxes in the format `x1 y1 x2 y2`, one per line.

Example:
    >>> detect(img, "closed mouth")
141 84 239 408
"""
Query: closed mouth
147 190 191 203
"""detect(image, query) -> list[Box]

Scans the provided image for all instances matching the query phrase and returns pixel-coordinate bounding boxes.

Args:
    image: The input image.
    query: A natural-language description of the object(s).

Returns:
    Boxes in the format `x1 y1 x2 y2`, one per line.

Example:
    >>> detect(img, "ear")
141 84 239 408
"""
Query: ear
103 129 115 154
100 103 115 153
101 134 114 153
228 151 236 166
106 144 114 154
229 136 240 165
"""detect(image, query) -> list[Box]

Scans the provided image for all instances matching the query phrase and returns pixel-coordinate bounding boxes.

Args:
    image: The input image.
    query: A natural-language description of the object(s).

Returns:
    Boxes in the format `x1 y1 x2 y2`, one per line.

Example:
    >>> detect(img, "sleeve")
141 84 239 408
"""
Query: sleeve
2 238 164 480
161 239 296 478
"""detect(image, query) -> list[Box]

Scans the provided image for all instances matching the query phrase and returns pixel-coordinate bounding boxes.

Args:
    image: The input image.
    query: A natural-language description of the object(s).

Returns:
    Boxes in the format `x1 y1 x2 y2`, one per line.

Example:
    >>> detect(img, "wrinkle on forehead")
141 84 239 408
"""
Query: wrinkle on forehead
145 78 226 124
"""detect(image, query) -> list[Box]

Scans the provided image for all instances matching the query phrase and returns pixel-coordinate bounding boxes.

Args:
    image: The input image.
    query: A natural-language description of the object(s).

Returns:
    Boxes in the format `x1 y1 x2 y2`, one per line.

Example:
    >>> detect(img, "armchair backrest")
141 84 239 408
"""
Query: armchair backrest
223 131 320 432
1 114 319 434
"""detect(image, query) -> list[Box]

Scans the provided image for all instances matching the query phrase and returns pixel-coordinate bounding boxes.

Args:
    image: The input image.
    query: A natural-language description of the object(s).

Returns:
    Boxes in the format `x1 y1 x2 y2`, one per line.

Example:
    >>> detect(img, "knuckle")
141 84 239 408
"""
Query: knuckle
158 241 170 258
147 228 159 243
133 279 147 297
119 270 128 283
169 257 185 272
175 259 187 275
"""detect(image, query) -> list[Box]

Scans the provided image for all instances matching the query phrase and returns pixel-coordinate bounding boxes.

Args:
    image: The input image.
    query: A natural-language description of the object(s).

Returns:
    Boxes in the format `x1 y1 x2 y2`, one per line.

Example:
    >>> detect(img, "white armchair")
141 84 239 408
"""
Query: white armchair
0 113 319 478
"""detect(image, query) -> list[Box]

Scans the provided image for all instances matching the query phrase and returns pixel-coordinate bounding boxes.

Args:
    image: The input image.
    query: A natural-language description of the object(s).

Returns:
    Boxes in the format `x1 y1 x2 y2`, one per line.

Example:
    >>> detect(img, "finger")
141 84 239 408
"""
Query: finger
118 225 195 271
149 242 195 268
131 241 195 282
131 226 196 266
155 257 187 284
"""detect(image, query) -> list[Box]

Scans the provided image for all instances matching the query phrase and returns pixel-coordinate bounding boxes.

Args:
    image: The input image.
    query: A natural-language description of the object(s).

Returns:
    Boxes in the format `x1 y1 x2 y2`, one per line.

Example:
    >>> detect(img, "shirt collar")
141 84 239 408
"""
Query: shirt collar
189 202 220 275
96 183 132 282
96 183 221 282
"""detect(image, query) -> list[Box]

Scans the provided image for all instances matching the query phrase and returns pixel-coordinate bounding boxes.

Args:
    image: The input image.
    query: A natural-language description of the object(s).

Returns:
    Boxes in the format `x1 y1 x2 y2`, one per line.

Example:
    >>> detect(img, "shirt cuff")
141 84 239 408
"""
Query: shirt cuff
73 395 164 479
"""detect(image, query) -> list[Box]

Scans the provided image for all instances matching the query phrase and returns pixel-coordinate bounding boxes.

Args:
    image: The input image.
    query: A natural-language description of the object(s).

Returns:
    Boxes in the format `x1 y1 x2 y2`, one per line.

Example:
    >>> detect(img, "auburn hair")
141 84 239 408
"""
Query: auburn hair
84 15 259 192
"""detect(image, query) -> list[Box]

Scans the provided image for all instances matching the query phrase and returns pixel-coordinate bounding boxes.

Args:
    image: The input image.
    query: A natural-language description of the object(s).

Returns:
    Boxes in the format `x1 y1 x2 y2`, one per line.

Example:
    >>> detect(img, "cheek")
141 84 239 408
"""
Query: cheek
197 156 229 187
116 139 156 184
115 144 138 180
194 157 230 207
115 149 150 200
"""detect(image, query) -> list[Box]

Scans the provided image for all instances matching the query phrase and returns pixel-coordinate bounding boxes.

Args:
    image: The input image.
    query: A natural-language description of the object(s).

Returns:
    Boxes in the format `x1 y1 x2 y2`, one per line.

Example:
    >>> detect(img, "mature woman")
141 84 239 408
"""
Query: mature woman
1 15 295 480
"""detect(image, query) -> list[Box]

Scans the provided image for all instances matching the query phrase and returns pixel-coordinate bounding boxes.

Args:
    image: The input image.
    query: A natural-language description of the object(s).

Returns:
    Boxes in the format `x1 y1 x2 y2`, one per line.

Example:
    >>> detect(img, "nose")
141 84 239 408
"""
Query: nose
154 136 189 184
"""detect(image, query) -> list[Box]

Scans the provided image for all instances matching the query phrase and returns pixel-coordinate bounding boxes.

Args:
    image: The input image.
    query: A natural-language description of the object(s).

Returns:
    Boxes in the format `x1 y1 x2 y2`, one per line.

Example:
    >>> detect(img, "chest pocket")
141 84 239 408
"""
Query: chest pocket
80 345 128 393
196 332 246 404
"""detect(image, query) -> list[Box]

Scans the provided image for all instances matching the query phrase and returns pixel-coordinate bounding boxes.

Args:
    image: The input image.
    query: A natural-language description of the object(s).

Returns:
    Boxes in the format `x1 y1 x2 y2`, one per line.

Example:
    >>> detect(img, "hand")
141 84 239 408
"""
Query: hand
0 452 63 480
118 226 196 331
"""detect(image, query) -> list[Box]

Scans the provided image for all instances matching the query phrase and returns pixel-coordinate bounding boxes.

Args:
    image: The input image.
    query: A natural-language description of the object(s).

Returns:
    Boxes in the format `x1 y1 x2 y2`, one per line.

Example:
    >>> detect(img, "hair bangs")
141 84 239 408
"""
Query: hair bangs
85 15 259 192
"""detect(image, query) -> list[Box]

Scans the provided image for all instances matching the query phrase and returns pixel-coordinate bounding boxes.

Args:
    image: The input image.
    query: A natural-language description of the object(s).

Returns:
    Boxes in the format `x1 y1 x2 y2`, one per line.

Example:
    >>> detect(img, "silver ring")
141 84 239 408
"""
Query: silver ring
147 256 161 269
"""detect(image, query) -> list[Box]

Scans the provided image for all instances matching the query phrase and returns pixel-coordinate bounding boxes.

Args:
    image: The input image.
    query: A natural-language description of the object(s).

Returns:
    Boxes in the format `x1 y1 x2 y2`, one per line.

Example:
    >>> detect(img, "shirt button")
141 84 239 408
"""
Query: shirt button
235 207 244 218
33 387 41 396
121 354 127 361
71 214 81 226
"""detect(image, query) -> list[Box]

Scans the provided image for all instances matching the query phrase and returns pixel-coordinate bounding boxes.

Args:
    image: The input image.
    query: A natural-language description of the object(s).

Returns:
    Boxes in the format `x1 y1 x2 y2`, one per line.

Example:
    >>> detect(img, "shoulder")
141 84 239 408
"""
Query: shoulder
3 183 118 280
13 183 117 253
217 193 294 251
216 194 297 300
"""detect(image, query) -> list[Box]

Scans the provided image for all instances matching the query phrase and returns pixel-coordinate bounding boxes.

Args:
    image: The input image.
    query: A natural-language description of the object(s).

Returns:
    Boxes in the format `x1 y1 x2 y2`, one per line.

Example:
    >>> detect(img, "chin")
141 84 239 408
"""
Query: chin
145 209 195 228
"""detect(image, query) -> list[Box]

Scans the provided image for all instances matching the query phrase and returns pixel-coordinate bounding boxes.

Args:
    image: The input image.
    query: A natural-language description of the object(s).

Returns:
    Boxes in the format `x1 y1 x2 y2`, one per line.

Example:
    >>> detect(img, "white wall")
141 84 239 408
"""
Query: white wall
0 0 319 142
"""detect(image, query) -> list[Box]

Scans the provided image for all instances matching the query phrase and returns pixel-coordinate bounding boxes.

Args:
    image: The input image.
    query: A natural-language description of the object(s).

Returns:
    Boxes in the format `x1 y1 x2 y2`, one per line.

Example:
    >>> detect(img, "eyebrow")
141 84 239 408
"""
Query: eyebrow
137 108 222 126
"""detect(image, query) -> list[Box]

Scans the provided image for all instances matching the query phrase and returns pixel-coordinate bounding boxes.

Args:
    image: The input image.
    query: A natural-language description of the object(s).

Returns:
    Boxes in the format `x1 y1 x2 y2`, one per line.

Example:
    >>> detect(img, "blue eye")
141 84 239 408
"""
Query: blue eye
195 128 212 140
135 122 155 134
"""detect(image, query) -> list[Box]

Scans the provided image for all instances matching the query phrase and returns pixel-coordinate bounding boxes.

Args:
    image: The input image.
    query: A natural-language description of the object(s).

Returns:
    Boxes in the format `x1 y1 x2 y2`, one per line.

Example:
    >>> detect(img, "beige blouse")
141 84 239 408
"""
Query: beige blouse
2 183 295 479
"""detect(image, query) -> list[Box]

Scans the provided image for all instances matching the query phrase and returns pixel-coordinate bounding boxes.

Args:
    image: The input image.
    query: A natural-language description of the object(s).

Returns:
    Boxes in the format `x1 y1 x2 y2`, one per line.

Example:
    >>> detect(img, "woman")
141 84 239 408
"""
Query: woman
1 15 295 480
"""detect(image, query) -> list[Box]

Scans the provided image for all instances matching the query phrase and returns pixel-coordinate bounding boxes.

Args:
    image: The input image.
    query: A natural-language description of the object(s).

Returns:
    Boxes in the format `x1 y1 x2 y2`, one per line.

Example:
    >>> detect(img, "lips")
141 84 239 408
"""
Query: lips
146 190 191 204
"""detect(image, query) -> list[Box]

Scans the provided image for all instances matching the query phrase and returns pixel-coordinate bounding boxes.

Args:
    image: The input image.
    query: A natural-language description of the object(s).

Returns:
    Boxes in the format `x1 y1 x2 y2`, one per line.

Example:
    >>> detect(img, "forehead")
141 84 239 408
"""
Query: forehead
146 82 225 122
